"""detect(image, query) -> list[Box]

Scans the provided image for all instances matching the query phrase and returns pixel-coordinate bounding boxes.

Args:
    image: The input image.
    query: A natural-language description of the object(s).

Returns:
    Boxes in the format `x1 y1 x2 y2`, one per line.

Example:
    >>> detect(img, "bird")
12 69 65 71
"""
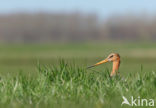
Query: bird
87 53 120 77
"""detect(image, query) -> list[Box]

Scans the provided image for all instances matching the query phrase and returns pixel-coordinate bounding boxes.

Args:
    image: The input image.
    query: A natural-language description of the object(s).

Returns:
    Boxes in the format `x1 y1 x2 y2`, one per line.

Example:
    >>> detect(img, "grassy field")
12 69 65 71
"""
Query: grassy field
0 42 156 108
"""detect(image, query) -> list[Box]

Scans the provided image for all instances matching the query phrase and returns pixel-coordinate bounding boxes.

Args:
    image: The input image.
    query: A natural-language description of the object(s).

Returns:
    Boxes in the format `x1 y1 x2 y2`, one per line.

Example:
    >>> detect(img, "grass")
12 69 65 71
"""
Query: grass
0 60 156 108
0 42 156 75
0 42 156 108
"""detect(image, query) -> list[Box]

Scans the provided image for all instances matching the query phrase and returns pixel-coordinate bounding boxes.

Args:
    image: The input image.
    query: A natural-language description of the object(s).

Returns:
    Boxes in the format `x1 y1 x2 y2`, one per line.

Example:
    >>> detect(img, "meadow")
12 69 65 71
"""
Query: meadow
0 42 156 108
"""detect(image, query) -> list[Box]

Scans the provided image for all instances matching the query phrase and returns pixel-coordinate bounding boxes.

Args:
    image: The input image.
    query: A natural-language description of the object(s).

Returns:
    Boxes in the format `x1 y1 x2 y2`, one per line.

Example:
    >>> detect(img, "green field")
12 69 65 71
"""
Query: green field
0 42 156 108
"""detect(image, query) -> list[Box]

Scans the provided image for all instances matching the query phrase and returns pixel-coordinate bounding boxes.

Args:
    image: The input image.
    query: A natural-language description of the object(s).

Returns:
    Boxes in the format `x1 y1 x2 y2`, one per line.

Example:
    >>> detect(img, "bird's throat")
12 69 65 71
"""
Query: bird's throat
110 59 120 77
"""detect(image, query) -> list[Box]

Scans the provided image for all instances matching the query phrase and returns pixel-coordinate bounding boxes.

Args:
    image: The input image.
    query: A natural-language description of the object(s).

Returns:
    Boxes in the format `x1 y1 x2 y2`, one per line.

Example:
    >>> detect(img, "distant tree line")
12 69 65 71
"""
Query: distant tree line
0 12 156 43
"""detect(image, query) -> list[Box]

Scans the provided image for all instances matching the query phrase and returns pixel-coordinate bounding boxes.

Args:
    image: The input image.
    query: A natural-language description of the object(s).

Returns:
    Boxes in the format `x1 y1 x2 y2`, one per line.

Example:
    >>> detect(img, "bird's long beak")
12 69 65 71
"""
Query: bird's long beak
87 58 109 69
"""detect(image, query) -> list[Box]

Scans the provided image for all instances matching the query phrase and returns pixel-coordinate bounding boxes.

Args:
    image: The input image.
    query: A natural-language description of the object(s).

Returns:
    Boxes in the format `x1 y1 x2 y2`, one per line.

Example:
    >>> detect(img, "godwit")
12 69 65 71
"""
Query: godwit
88 53 120 77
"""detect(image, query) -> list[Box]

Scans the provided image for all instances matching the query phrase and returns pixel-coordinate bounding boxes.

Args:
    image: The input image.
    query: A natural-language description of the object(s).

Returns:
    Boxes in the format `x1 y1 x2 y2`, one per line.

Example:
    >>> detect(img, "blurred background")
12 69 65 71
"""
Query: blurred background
0 0 156 75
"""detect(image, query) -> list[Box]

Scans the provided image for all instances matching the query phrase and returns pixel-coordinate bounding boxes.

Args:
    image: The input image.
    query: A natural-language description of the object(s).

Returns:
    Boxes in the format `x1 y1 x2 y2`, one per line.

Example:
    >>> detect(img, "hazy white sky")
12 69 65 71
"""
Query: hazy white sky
1 0 156 17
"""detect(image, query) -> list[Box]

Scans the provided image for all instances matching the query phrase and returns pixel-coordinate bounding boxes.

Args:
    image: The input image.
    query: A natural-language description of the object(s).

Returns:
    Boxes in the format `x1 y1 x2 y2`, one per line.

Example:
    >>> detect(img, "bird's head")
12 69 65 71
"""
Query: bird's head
107 53 120 62
87 53 120 68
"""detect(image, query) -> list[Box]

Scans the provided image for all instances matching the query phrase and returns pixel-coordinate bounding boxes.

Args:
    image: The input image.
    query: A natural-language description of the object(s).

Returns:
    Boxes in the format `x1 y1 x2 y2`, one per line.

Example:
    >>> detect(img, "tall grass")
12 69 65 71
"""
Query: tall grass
0 60 156 108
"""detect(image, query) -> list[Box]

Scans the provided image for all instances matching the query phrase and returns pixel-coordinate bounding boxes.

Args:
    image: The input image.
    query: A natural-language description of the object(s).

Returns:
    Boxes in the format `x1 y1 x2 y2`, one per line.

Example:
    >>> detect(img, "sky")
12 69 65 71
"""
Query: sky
1 0 156 17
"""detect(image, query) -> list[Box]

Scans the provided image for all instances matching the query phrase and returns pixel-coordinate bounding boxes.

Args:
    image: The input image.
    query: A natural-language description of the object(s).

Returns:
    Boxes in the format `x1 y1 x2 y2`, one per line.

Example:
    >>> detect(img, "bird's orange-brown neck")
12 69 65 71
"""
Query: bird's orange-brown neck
110 59 120 77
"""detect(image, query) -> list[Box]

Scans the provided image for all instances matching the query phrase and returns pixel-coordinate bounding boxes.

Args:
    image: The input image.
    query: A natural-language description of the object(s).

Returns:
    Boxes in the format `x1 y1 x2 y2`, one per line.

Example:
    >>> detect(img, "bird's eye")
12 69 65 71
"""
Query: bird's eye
110 55 113 58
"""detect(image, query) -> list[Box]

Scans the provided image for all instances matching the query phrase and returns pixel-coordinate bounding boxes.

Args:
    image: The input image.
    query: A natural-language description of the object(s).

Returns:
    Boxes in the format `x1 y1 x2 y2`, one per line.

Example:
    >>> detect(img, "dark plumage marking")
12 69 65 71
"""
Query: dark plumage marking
109 55 114 58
